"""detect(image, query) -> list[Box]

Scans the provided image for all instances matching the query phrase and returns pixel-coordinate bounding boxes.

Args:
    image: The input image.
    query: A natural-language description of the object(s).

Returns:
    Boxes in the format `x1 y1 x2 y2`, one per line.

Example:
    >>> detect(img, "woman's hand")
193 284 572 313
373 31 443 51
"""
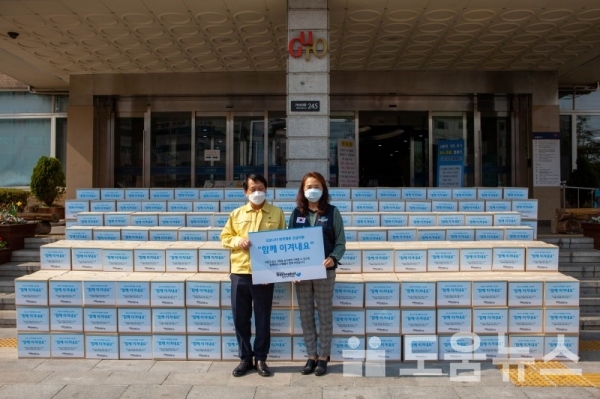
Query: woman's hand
323 257 335 268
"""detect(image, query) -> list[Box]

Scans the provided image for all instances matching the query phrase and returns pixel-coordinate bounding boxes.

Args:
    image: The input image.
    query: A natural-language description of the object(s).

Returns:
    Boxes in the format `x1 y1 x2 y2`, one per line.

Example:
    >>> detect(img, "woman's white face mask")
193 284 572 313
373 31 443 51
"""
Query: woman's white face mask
247 191 266 205
304 188 323 202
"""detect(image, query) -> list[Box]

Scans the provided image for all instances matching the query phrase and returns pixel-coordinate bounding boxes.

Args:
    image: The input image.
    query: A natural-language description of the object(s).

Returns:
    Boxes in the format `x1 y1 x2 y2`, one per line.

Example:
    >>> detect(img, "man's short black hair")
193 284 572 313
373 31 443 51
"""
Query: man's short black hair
243 174 268 191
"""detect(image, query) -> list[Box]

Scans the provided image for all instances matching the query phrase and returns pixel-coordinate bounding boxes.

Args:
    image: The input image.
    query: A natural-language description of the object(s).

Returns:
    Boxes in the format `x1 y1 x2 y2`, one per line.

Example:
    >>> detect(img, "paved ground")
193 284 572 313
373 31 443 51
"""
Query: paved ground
1 328 600 399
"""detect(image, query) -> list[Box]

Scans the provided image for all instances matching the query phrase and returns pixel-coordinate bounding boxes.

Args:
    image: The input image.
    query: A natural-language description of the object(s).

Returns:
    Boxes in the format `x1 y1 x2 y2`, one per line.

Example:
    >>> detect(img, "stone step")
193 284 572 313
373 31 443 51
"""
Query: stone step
0 279 15 294
0 293 15 310
24 236 63 250
580 315 600 330
10 249 40 263
559 250 600 263
558 265 600 279
540 236 594 249
579 297 600 313
581 280 600 296
0 310 16 328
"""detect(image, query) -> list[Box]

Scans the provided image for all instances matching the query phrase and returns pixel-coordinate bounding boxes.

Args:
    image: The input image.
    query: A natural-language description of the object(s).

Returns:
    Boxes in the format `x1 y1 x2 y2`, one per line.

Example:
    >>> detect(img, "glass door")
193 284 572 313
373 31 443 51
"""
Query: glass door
233 114 266 181
195 114 227 187
150 112 191 187
431 112 474 187
481 112 511 187
267 112 286 187
114 116 144 188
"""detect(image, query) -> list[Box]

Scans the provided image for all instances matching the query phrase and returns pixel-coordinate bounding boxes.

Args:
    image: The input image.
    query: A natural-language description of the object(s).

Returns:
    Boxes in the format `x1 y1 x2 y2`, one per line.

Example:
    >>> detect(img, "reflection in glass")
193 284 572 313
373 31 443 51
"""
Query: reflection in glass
234 116 265 182
432 114 474 187
560 115 573 183
114 117 144 188
268 112 286 187
150 112 191 187
481 114 512 187
195 117 226 187
330 113 355 187
575 90 600 111
56 117 67 176
576 115 600 163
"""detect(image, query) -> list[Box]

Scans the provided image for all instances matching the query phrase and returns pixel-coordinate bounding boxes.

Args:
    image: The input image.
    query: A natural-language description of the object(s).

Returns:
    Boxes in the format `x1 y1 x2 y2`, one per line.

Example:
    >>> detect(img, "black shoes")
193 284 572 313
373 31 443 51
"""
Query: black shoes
232 360 254 377
314 359 328 376
301 359 317 375
256 360 272 377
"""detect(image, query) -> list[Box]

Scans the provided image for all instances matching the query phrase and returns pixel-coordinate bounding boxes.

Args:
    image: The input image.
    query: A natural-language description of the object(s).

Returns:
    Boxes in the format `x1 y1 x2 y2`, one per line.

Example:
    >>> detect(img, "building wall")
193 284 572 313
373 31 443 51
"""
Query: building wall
0 73 27 90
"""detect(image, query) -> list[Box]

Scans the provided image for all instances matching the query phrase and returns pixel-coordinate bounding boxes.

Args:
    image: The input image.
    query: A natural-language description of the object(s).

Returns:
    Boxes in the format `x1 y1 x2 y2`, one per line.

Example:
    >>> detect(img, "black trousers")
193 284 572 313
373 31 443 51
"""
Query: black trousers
230 273 274 362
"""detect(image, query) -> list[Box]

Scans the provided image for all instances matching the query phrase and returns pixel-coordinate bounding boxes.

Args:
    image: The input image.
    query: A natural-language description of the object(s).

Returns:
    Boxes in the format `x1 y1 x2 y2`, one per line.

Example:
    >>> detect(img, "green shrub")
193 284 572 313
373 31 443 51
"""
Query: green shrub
30 156 65 207
0 189 28 212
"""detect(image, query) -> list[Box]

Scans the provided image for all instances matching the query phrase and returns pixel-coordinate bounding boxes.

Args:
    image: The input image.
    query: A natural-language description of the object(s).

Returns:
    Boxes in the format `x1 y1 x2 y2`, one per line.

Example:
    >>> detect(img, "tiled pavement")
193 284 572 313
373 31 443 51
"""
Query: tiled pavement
0 328 599 398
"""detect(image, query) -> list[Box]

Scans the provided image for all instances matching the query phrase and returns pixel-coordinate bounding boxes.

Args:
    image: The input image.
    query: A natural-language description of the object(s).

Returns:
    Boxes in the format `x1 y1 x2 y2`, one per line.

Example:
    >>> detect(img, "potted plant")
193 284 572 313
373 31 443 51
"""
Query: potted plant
0 201 37 251
582 216 600 250
29 156 66 220
0 237 11 265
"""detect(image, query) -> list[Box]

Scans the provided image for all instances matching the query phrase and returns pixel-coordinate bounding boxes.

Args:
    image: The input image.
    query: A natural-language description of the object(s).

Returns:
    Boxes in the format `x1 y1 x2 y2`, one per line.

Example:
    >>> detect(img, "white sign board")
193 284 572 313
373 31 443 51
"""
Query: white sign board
249 227 326 284
337 139 358 187
533 133 560 187
204 149 220 162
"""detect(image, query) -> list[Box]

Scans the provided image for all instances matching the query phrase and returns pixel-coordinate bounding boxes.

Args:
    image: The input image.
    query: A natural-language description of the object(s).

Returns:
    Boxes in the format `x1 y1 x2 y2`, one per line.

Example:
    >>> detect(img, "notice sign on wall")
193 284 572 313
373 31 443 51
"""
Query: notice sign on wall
436 139 464 187
533 133 560 187
337 139 358 187
204 150 220 162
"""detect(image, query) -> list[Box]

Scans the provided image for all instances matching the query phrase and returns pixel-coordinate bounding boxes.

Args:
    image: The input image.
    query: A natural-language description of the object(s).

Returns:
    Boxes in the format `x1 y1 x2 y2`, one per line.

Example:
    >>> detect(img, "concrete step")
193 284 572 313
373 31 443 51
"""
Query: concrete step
581 280 600 296
24 236 63 250
580 315 600 330
559 249 600 263
0 293 15 310
540 236 594 249
10 249 40 263
0 310 16 328
0 262 32 278
558 264 600 279
0 279 15 294
579 297 600 313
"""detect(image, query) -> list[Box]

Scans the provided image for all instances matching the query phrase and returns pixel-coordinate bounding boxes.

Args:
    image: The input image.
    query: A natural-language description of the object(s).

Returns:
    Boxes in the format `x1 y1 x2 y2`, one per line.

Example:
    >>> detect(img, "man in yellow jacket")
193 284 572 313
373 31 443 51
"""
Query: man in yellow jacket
220 174 285 377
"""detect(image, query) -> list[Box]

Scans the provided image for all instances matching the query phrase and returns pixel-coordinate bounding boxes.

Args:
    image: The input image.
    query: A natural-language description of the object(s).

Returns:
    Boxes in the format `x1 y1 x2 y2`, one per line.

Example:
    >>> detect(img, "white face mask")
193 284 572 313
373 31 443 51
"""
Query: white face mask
247 191 266 205
304 188 323 202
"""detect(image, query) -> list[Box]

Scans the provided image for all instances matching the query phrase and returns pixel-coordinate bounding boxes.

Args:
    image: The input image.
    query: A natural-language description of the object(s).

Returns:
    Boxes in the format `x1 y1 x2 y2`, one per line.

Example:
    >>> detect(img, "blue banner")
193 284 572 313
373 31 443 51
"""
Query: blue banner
436 139 464 187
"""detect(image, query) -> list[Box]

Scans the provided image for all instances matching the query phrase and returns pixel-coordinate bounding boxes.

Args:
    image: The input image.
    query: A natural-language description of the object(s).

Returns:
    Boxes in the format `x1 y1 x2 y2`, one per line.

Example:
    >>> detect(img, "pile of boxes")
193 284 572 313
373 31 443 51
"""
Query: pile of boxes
18 186 578 361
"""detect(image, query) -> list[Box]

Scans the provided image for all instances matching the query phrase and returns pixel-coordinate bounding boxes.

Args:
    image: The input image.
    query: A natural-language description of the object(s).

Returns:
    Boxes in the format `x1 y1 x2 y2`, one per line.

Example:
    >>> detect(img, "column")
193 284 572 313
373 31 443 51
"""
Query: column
286 0 329 187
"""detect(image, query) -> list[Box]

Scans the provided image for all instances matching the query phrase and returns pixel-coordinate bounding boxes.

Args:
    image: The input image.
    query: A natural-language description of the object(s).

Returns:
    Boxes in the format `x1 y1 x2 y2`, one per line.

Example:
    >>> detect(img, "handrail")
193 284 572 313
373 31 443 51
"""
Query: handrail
561 182 599 208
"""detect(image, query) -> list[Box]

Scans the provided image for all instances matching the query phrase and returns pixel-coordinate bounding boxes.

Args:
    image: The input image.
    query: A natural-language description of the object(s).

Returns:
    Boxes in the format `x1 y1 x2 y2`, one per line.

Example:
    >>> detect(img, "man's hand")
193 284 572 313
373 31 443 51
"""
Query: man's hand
238 238 251 250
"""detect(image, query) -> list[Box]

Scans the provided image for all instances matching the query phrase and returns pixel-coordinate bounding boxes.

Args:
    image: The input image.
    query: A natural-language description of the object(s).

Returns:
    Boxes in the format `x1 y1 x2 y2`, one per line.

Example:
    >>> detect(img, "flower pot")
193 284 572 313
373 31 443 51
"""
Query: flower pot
0 223 37 251
582 222 600 250
0 248 12 265
29 206 64 221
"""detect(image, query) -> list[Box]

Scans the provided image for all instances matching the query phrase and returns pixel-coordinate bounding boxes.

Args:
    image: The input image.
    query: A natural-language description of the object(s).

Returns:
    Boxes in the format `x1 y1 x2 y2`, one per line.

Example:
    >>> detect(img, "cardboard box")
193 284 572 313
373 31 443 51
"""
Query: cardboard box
220 201 245 213
512 200 538 219
220 279 231 307
118 308 152 333
151 274 186 307
427 248 460 272
458 200 485 212
437 308 471 333
130 212 159 227
438 335 475 360
18 333 50 358
352 214 380 227
401 309 436 334
152 308 186 333
187 335 221 360
351 188 377 200
330 188 351 200
178 228 208 242
493 212 522 226
83 274 119 306
357 229 387 242
402 188 427 200
544 335 579 360
270 309 292 334
116 201 142 212
65 200 90 219
152 334 186 359
150 189 174 200
452 188 477 200
437 281 471 307
473 308 508 334
271 201 295 213
492 247 525 271
377 188 401 200
379 201 405 212
16 271 65 306
90 200 116 213
437 214 465 226
185 273 222 307
292 335 309 360
365 309 400 334
186 213 213 228
395 249 427 272
477 188 503 200
403 335 438 361
166 243 199 273
475 334 506 360
148 227 179 241
504 187 529 199
221 309 235 334
49 307 83 332
121 227 150 241
345 229 357 242
51 333 85 358
103 242 138 272
193 201 219 213
332 277 364 308
545 280 580 306
526 246 559 271
508 308 544 333
83 308 117 333
199 245 230 272
366 335 402 361
352 201 379 212
544 308 579 333
508 282 543 306
167 201 193 212
17 307 50 332
431 201 458 212
460 247 493 271
92 227 121 241
362 249 394 272
119 335 152 359
134 243 168 272
49 275 83 306
401 281 436 307
101 189 124 200
427 188 452 200
364 280 400 307
104 212 131 227
84 334 119 359
337 249 362 273
293 309 320 335
332 310 365 335
504 227 534 241
199 189 224 201
221 335 239 360
521 219 538 239
509 335 544 359
186 308 221 333
405 201 432 212
273 282 292 307
40 243 72 270
158 212 186 226
65 226 94 241
472 281 507 307
72 246 103 271
331 335 365 362
388 228 417 241
485 200 512 212
125 188 149 200
409 214 436 227
213 214 230 227
141 201 167 212
464 214 493 226
76 189 100 200
331 200 352 212
208 228 223 241
116 274 152 307
417 228 446 241
275 188 297 200
380 213 408 227
476 228 505 241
